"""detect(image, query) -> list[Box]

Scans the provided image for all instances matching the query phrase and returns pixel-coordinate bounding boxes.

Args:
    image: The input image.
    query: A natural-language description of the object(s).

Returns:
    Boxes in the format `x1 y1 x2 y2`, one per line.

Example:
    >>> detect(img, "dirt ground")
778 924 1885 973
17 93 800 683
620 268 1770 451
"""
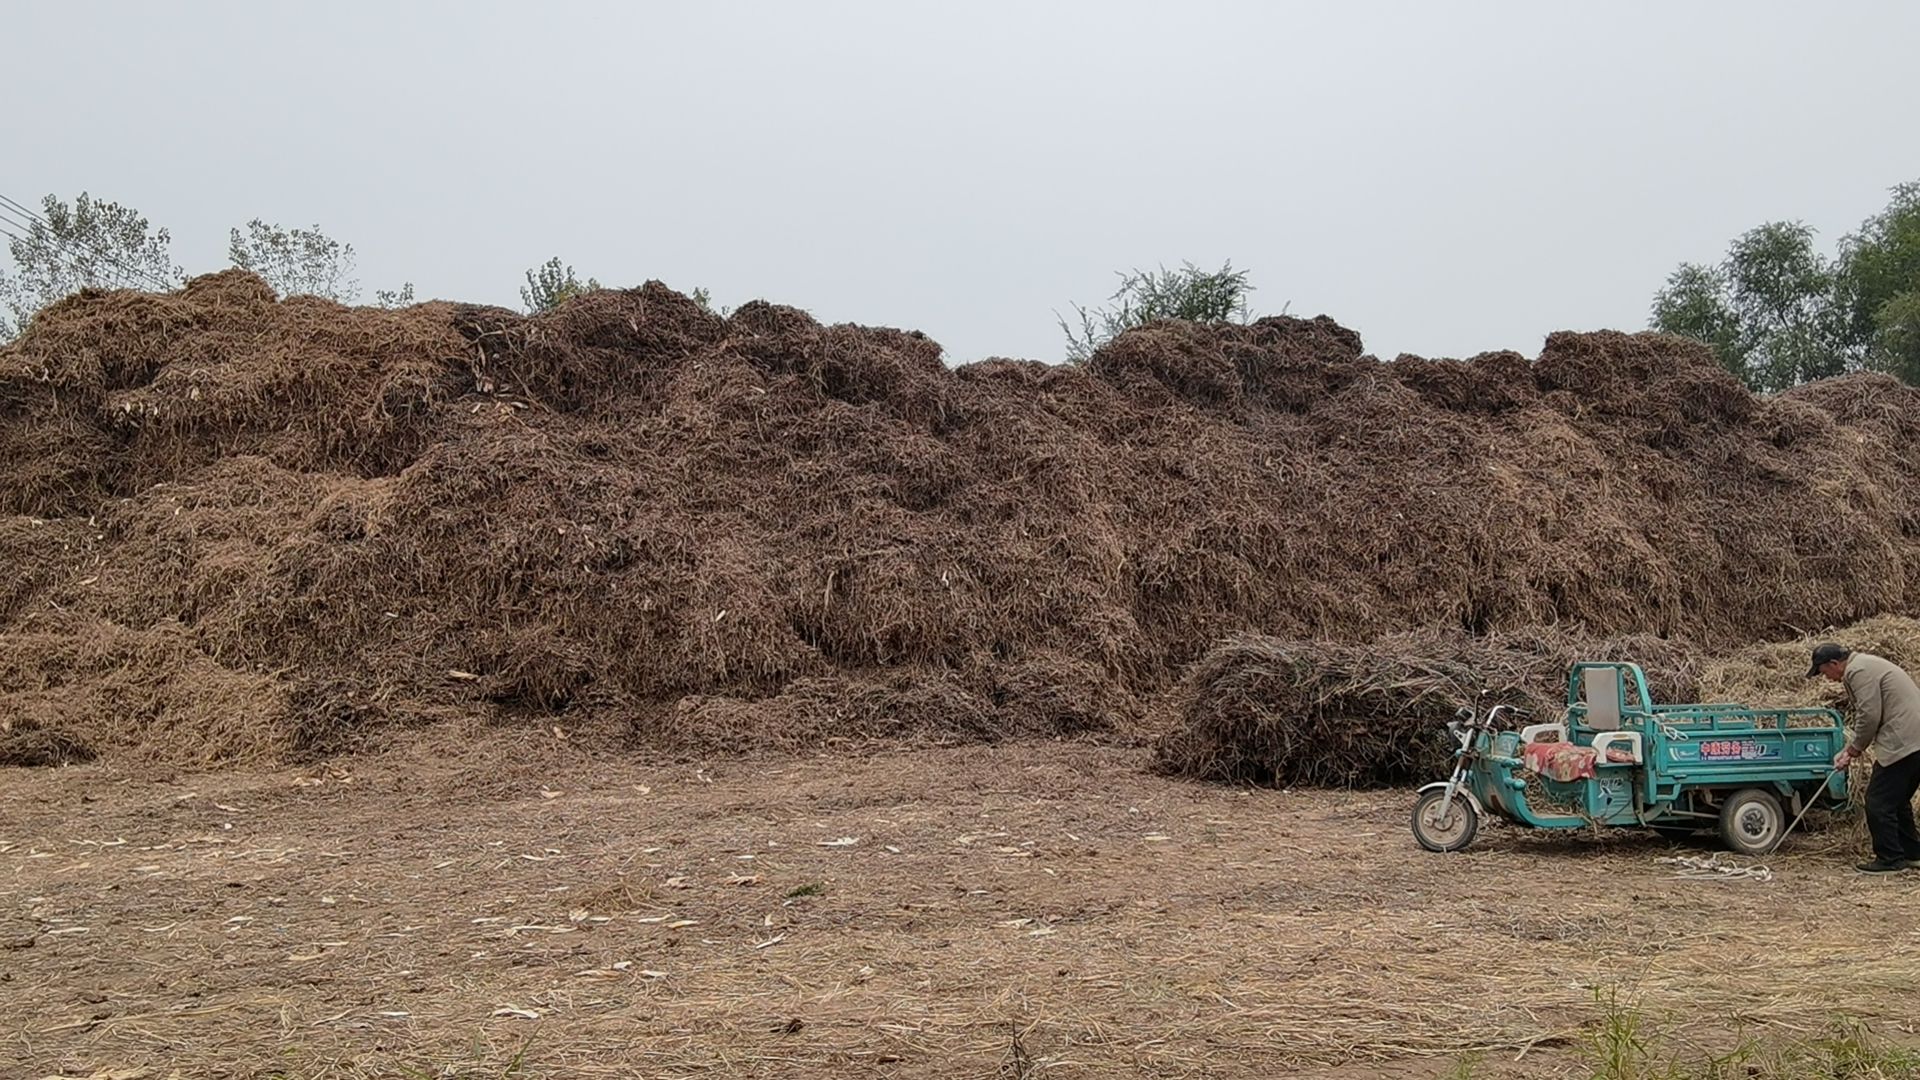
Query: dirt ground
5 735 1919 1080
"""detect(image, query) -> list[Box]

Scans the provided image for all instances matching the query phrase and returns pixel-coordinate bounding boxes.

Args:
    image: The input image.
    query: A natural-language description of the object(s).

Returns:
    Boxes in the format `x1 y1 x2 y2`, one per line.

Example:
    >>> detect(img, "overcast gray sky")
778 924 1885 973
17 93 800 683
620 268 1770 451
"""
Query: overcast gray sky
6 1 1919 364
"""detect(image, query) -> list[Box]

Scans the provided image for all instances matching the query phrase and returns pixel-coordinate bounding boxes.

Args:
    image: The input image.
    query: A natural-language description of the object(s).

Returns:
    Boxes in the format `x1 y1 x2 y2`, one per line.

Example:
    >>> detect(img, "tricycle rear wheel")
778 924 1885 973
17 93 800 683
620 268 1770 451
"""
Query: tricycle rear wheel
1718 788 1784 856
1412 788 1480 853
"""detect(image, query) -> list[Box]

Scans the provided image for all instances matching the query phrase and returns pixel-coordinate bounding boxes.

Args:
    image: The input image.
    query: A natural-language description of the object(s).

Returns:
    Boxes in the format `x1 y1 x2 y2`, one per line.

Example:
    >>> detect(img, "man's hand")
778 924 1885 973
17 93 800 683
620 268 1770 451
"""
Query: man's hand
1835 748 1857 769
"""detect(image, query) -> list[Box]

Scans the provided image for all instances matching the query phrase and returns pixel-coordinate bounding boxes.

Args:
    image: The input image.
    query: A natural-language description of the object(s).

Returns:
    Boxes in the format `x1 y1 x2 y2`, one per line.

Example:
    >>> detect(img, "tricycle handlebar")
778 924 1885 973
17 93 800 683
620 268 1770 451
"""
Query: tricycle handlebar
1448 702 1529 735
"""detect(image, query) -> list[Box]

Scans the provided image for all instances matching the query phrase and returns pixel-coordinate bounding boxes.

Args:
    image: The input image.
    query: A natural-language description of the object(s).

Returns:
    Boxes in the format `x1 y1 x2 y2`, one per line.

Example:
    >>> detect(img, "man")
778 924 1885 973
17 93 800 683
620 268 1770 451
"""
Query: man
1811 642 1920 873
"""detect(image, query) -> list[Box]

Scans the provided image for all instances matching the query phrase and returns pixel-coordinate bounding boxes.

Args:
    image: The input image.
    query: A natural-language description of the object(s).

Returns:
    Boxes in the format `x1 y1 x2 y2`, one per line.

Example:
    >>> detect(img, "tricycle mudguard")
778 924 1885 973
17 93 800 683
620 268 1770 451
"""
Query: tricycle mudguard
1416 780 1485 820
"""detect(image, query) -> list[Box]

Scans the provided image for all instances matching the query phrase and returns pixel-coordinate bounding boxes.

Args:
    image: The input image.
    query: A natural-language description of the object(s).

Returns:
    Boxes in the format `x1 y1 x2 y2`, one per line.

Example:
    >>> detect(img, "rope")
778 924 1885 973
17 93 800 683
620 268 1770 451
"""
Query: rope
1655 853 1773 882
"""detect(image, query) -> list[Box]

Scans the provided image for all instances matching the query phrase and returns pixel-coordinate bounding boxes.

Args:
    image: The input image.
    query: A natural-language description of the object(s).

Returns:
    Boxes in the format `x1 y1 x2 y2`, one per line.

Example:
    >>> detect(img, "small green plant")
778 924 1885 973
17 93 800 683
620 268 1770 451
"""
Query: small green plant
1576 993 1920 1080
375 282 416 308
1805 1018 1920 1078
691 285 726 316
503 1037 533 1078
785 882 825 898
1057 259 1256 363
1584 987 1669 1080
520 256 601 314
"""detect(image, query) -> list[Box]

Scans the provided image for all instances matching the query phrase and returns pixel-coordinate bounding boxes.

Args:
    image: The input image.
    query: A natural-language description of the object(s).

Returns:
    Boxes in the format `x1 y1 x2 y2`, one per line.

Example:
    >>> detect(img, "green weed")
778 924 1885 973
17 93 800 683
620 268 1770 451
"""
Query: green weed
1576 994 1918 1080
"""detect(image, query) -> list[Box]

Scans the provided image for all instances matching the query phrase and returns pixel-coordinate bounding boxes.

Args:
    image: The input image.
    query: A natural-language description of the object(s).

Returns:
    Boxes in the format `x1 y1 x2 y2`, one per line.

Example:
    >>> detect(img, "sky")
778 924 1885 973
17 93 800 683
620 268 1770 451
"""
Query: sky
5 0 1919 365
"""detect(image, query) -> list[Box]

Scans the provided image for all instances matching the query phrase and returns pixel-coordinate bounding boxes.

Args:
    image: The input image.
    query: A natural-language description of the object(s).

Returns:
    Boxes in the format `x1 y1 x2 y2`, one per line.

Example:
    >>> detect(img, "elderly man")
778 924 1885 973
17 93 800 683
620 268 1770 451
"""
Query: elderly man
1811 643 1920 873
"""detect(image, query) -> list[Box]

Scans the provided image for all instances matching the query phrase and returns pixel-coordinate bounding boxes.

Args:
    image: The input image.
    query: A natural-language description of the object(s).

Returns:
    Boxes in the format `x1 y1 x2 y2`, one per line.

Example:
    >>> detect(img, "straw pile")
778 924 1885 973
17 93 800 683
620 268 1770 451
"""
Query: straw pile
1698 615 1920 709
5 271 1920 772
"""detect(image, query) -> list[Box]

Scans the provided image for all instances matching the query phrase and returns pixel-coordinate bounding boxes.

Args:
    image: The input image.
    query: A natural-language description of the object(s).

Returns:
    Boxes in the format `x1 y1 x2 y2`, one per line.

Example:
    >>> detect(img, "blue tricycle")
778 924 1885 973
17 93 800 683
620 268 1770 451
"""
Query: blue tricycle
1412 662 1850 855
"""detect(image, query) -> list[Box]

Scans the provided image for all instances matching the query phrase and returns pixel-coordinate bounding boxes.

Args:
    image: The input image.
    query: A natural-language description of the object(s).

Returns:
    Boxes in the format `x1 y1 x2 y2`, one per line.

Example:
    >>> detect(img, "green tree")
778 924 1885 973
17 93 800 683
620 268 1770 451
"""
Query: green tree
1836 181 1920 383
521 257 600 314
0 192 183 338
1870 291 1920 382
1652 222 1845 391
229 219 360 302
1652 180 1920 391
1649 262 1743 372
1724 221 1848 389
1059 260 1255 363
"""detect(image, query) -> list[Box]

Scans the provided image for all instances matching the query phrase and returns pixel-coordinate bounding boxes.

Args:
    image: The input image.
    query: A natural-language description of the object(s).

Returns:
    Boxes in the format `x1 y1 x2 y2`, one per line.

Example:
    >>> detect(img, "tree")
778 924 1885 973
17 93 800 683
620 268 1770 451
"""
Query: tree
1725 221 1848 389
1652 180 1920 391
229 219 359 302
1649 263 1744 372
1836 181 1920 383
1652 222 1844 392
521 257 600 314
1059 260 1255 363
1871 291 1920 382
0 192 183 338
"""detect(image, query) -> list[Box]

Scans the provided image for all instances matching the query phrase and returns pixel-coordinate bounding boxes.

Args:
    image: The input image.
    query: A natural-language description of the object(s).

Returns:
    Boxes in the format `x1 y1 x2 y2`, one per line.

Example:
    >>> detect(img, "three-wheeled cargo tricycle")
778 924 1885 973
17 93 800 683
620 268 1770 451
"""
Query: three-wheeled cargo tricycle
1411 662 1850 855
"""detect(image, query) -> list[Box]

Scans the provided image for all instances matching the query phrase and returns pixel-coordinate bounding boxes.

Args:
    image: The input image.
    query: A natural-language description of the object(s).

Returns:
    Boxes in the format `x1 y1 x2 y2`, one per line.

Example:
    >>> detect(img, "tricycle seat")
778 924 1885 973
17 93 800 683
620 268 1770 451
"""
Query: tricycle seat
1589 730 1644 765
1522 741 1597 782
1517 718 1642 764
1519 726 1641 782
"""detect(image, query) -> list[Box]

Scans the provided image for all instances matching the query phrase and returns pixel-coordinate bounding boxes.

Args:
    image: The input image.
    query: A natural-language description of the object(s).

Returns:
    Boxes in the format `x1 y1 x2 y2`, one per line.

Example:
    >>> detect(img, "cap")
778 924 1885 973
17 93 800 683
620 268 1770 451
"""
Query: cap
1808 642 1850 677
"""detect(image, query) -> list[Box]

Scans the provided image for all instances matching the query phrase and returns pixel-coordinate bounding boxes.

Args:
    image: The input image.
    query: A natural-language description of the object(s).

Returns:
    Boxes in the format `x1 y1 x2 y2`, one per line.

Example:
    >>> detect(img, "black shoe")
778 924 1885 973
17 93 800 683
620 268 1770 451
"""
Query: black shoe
1857 859 1908 873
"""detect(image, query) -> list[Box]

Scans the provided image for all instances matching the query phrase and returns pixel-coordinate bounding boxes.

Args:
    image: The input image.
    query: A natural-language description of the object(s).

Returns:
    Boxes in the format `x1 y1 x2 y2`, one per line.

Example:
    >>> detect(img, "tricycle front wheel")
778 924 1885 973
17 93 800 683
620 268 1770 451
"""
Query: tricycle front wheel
1412 788 1480 853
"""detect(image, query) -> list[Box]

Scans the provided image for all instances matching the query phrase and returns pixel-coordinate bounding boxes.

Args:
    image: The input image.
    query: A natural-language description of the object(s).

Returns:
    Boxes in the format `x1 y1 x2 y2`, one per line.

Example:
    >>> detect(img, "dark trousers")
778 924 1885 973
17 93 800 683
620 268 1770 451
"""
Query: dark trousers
1865 751 1920 864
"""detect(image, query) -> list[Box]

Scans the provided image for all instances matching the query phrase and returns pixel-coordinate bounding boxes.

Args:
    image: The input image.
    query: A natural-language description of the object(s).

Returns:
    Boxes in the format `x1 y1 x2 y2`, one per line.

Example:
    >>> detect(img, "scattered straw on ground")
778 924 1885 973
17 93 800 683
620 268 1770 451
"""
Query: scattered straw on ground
3 740 1916 1079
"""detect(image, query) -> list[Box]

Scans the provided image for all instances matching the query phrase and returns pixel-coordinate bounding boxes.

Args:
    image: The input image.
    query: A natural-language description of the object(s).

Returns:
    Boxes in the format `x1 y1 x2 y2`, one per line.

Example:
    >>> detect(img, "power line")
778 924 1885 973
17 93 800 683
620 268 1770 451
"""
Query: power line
0 192 177 292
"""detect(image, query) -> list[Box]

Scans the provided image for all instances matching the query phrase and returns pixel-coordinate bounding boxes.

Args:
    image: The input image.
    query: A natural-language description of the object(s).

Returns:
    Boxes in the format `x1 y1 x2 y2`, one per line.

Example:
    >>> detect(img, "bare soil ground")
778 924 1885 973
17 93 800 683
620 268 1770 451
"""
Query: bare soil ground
5 736 1918 1079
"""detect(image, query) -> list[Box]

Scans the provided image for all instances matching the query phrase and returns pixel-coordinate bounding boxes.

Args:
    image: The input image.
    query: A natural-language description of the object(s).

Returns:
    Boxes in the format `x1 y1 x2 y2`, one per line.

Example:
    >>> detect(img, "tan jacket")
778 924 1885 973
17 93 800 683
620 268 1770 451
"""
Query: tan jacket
1843 652 1920 765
